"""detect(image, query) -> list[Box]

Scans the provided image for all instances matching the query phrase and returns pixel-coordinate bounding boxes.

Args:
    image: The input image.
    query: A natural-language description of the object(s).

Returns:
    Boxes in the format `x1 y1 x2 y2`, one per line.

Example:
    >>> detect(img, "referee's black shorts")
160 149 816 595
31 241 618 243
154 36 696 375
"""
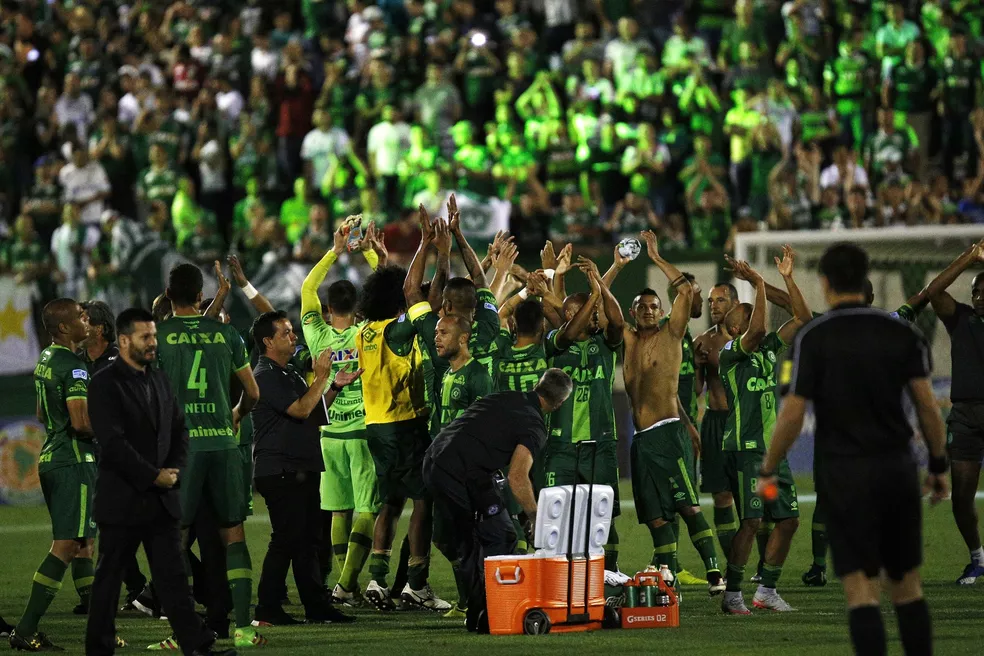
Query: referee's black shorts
818 453 922 582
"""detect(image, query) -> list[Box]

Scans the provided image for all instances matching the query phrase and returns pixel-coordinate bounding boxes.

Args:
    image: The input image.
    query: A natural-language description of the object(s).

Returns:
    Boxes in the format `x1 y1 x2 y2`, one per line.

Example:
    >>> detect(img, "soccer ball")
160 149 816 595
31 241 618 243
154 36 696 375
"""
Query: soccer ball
617 238 642 261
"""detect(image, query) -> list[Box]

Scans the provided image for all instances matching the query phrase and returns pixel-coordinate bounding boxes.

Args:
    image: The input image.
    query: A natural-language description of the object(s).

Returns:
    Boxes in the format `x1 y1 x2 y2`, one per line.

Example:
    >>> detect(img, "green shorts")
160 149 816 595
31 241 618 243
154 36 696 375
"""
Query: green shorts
40 463 97 540
700 410 730 494
724 451 799 522
320 432 381 513
366 418 430 503
180 449 246 528
542 439 621 517
630 419 699 524
239 443 254 518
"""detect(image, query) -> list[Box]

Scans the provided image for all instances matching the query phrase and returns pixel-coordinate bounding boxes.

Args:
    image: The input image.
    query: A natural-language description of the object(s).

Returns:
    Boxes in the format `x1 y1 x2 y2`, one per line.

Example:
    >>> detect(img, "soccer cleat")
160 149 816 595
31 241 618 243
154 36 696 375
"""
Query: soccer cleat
364 580 396 611
721 592 751 615
9 630 64 652
400 584 452 612
753 587 796 612
0 616 14 638
147 636 180 651
956 563 984 585
676 569 707 586
802 565 828 587
443 604 467 619
233 628 268 649
706 570 726 596
331 584 364 608
133 585 164 619
116 636 128 649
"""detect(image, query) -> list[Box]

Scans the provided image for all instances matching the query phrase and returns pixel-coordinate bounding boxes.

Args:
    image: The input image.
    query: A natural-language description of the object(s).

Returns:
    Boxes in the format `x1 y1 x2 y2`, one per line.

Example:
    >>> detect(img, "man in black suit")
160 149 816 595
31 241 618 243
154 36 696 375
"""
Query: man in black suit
84 308 233 656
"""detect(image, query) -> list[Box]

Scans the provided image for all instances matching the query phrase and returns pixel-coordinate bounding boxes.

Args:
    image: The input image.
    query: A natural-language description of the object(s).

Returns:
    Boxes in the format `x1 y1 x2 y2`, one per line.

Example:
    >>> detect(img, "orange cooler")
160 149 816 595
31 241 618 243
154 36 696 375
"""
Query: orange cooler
484 553 606 635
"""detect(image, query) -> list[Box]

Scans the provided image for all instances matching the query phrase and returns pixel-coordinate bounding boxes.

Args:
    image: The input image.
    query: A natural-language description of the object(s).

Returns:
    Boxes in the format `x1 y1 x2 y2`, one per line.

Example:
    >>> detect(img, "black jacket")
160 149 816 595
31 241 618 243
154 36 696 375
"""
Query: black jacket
88 356 188 525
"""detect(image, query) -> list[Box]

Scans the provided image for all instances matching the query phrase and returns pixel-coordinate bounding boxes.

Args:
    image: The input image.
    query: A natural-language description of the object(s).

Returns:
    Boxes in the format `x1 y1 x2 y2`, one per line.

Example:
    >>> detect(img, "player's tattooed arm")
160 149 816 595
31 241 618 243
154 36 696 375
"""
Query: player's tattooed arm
404 204 435 308
642 230 692 339
927 238 984 326
204 260 231 320
227 255 274 314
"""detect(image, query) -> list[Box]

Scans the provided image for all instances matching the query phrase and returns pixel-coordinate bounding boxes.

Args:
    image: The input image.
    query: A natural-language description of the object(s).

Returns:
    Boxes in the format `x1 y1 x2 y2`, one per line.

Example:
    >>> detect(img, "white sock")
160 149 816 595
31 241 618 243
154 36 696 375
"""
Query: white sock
971 547 984 567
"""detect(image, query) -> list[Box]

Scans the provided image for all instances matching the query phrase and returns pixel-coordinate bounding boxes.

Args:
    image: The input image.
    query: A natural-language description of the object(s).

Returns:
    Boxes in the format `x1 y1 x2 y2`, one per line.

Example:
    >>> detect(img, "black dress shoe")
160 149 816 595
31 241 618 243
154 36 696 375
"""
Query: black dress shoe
253 606 301 626
305 604 356 624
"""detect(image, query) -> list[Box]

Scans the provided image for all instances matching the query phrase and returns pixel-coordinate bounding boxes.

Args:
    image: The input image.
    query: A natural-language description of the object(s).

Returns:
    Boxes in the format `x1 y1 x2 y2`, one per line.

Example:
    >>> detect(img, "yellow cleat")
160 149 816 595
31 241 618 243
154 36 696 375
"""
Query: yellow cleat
443 604 467 619
234 628 268 649
676 569 708 586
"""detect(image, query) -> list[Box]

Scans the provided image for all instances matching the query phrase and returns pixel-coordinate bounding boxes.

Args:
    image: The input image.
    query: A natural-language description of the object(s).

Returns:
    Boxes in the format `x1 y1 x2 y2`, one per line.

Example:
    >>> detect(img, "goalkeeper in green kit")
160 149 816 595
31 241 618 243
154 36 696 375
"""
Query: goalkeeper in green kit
299 219 383 608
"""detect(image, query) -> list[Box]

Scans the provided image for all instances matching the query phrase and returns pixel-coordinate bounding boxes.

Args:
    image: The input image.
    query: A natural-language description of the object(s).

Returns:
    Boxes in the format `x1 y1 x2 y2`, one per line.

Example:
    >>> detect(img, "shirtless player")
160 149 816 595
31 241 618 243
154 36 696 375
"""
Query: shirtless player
625 231 725 595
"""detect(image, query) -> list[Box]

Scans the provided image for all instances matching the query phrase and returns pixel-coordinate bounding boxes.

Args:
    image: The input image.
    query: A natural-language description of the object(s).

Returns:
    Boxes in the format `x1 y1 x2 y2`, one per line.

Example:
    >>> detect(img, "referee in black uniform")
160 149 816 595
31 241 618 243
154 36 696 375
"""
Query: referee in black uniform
757 243 948 656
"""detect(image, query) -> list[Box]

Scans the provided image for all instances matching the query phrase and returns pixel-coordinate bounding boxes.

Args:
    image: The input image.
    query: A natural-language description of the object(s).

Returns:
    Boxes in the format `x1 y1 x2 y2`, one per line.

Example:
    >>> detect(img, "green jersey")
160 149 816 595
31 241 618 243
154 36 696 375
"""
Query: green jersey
301 310 367 437
438 358 492 430
491 329 550 393
720 332 787 452
546 331 620 443
138 167 179 206
34 345 95 473
157 315 250 452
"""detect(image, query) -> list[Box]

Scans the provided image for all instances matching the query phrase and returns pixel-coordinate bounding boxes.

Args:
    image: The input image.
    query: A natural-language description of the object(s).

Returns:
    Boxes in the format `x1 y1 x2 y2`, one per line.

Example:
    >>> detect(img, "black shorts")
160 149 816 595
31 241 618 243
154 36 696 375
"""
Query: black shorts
818 454 921 582
947 401 984 463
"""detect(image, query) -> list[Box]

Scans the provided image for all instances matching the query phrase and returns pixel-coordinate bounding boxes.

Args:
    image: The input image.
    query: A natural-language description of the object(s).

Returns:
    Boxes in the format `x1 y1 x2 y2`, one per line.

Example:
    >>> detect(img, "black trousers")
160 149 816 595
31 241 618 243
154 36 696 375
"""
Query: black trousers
423 457 516 628
86 502 211 656
255 471 325 612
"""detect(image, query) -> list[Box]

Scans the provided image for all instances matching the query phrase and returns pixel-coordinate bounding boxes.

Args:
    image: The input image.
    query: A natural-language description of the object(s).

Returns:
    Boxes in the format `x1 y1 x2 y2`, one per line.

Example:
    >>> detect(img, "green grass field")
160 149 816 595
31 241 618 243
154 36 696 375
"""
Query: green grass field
1 481 982 655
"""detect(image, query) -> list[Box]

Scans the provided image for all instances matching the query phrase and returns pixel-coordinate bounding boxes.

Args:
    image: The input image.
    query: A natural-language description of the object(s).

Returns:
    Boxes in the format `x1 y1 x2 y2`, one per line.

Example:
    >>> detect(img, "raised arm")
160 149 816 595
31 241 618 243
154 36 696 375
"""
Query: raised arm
429 216 451 312
556 270 601 350
577 256 623 347
641 230 692 339
553 243 572 300
927 239 984 325
228 255 275 314
602 243 631 288
448 193 487 287
404 204 435 308
775 245 811 343
733 259 768 352
490 240 519 305
204 260 231 320
301 224 347 317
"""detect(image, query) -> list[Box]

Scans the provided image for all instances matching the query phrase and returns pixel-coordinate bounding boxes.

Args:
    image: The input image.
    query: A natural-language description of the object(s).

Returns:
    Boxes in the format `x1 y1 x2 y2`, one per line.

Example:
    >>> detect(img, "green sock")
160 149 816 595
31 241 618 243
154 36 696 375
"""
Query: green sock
407 556 429 590
512 516 528 554
604 523 619 571
713 505 738 563
451 559 469 608
648 523 676 572
760 563 783 589
812 521 828 568
72 557 94 608
755 522 773 571
226 541 253 629
331 514 352 579
368 551 391 588
670 517 681 572
682 512 720 574
17 553 68 635
725 563 745 593
339 513 374 592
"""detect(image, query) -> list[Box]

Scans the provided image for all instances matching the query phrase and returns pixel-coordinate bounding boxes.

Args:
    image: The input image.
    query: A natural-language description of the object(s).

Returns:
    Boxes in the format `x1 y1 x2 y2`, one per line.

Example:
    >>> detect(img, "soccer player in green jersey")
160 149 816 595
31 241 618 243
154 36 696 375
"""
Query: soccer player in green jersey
494 297 551 393
434 316 492 430
625 232 725 596
544 257 624 571
719 251 811 615
10 299 95 652
299 222 381 608
156 264 265 649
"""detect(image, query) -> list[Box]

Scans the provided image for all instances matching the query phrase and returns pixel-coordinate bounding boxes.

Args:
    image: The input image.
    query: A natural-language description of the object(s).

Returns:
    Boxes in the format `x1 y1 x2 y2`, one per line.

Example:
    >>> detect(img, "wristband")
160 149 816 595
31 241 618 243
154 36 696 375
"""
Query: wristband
242 283 258 300
518 288 529 300
928 454 948 475
757 467 775 478
671 275 688 288
544 269 556 280
329 381 344 393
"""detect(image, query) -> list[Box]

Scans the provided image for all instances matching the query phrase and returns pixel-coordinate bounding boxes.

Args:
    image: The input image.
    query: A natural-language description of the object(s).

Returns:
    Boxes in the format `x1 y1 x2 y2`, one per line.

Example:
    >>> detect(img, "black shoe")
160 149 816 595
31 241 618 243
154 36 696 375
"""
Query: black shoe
253 606 301 627
207 621 230 640
132 584 163 619
0 616 14 638
9 630 64 652
120 588 142 612
72 601 89 615
190 649 237 656
305 605 356 624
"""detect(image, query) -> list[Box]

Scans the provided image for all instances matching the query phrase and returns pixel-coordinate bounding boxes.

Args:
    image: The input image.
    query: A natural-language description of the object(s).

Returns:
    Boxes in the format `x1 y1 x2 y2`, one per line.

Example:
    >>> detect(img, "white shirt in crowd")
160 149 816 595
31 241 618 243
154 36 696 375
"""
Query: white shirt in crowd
58 160 111 225
820 163 870 190
198 140 227 193
544 0 578 27
50 222 101 299
216 89 245 123
367 120 411 177
118 92 157 127
251 46 279 80
301 127 352 188
54 93 95 141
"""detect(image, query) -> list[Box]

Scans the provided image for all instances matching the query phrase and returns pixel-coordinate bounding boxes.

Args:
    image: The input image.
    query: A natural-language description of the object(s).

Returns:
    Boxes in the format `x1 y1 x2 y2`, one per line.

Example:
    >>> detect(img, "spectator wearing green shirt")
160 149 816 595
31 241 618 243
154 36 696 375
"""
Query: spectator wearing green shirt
397 126 443 210
604 18 654 89
22 156 62 247
937 31 979 179
718 0 768 74
567 58 615 110
882 41 935 179
724 88 762 208
660 15 711 83
171 177 216 251
876 2 921 77
621 124 672 215
551 186 604 244
281 178 313 245
864 107 917 186
449 121 494 197
824 31 875 148
2 214 49 285
137 143 179 218
685 176 731 250
605 190 660 240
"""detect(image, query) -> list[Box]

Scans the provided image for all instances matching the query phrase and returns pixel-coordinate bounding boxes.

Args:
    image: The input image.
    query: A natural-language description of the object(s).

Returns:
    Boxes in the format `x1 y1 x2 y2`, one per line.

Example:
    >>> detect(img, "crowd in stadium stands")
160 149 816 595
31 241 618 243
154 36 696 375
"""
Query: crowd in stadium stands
0 0 982 306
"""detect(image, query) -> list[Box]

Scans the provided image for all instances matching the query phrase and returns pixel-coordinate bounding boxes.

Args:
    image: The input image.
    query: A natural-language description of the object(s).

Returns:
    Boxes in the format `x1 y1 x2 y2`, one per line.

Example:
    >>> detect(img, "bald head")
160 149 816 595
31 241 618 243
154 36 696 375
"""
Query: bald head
42 298 87 343
434 314 473 359
724 303 753 337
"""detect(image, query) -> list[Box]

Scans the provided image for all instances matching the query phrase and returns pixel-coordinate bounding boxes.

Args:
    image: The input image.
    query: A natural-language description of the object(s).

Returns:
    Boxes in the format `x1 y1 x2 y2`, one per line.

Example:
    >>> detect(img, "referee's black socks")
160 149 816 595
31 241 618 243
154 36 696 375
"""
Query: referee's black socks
848 605 886 656
894 598 932 656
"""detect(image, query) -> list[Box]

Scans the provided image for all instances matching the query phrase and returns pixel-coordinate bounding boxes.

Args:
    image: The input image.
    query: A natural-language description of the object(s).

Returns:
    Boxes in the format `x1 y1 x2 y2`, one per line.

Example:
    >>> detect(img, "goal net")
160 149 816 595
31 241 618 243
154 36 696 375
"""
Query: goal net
733 225 984 380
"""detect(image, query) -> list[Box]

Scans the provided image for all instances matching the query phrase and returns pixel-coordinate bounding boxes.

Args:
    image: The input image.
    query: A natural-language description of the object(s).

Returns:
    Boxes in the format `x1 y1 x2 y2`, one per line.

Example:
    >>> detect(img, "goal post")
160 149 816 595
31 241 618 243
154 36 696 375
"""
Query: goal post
733 225 984 379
